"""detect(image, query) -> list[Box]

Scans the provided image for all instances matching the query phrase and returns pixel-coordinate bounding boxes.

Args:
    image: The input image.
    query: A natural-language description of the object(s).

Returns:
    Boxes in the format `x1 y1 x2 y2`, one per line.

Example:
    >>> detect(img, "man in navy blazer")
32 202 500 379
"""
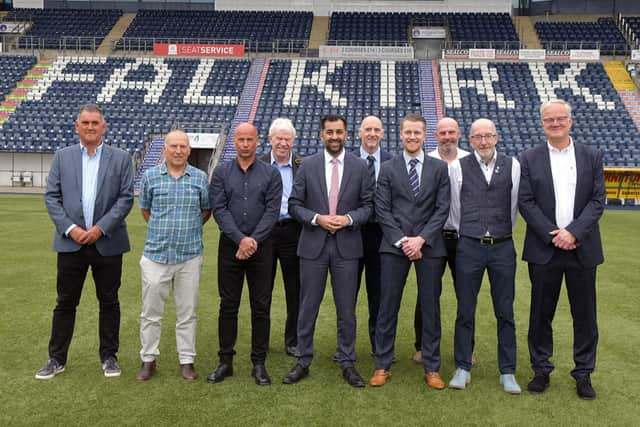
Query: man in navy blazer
354 115 393 356
519 99 605 400
36 104 134 380
369 114 450 389
283 114 374 387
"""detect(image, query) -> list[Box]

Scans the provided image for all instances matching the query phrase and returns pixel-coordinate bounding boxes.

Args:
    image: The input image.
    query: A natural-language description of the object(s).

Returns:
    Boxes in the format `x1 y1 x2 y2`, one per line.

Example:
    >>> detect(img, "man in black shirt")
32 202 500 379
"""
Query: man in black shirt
207 122 283 386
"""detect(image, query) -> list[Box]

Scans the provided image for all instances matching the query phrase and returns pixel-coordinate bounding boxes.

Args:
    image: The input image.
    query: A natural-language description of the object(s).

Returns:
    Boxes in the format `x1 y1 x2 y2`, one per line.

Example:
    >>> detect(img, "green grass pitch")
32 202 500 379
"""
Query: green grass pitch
1 194 638 426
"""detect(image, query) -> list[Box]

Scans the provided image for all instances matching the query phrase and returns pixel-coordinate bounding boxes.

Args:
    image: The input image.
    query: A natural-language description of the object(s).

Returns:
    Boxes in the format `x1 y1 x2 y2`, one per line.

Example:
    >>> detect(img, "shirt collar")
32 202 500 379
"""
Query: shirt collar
160 161 190 176
324 149 346 164
80 142 103 156
359 147 380 161
473 149 496 167
271 151 293 167
403 150 424 165
547 137 574 154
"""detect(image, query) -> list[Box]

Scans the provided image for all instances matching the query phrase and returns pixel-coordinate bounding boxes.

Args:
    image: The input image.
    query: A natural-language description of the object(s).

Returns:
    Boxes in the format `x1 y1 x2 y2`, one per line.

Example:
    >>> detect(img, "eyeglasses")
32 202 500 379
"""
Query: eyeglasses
470 134 497 141
542 116 570 124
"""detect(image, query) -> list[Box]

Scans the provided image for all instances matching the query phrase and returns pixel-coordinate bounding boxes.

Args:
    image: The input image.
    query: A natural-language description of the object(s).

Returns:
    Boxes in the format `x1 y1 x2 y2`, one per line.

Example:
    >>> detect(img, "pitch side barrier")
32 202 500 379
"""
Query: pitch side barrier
442 48 603 61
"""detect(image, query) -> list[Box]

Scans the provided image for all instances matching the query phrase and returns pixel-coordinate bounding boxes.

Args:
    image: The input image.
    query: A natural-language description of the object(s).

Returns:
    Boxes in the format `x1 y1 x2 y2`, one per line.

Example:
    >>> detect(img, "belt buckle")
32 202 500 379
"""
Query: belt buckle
480 236 494 245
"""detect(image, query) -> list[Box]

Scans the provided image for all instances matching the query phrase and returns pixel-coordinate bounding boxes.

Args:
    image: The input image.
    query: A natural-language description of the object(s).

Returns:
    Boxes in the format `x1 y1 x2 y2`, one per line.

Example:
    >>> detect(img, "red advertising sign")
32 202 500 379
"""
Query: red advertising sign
153 43 245 57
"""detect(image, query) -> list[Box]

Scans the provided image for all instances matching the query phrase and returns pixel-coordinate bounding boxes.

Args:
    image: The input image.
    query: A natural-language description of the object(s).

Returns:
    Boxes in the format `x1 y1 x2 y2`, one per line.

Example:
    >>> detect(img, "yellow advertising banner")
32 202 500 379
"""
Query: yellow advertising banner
604 168 640 200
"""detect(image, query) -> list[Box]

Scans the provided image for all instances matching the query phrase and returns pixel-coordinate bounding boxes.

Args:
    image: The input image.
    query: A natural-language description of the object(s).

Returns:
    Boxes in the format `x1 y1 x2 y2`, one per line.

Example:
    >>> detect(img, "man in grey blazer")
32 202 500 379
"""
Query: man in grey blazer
282 114 374 387
519 99 605 400
36 104 134 380
369 114 450 389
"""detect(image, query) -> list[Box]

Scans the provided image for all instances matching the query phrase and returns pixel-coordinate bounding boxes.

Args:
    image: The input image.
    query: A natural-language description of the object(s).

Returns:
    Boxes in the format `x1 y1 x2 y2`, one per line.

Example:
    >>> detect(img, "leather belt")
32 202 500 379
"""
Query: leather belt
477 235 512 245
442 230 459 240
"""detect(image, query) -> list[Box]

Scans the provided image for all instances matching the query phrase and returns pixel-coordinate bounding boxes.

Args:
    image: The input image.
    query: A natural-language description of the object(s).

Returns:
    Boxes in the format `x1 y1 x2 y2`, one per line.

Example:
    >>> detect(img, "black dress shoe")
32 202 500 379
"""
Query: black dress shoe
206 363 233 383
576 375 596 400
342 366 365 388
251 364 271 386
283 364 309 384
285 345 297 357
527 373 550 393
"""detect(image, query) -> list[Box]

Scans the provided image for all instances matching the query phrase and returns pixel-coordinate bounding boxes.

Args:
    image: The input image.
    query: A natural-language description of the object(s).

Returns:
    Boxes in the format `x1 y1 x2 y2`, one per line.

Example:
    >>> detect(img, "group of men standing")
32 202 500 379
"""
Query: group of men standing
35 99 605 400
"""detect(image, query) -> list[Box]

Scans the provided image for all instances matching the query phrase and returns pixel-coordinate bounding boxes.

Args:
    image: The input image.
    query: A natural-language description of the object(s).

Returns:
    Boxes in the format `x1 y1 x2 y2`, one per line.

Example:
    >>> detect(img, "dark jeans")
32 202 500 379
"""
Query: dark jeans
454 237 517 373
269 219 301 348
48 245 122 364
217 234 273 365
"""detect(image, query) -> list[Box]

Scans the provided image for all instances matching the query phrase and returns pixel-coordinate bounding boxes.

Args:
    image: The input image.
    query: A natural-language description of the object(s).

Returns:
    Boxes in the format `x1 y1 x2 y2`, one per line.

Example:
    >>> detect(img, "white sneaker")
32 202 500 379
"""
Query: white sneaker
500 374 521 394
449 368 471 389
102 357 121 378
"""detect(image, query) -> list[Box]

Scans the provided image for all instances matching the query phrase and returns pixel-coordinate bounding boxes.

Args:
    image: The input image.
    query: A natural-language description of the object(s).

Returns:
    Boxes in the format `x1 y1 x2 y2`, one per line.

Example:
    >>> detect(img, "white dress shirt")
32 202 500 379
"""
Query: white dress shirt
449 150 521 234
312 149 349 226
428 147 470 231
548 139 577 229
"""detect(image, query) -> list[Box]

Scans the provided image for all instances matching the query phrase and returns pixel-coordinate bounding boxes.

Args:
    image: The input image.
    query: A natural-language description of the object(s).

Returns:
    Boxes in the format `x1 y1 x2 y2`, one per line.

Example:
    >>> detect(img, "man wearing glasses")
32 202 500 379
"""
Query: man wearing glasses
519 100 604 400
448 118 521 394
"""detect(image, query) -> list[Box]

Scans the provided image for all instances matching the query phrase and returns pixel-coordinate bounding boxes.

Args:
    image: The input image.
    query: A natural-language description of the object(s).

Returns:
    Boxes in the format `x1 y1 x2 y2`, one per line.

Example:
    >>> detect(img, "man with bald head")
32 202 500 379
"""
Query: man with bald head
448 118 522 394
208 122 283 386
413 117 470 363
136 130 211 382
355 115 393 356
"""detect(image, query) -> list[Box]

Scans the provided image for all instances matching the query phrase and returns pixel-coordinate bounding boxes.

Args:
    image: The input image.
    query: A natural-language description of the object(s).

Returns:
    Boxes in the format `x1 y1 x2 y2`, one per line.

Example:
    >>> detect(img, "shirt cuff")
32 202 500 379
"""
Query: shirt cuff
394 236 407 248
346 214 353 226
311 214 319 226
65 224 77 237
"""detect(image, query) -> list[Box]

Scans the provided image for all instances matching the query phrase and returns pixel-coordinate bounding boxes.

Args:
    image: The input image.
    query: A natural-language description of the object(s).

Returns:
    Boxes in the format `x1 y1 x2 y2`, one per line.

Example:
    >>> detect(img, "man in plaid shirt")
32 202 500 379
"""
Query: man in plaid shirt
135 130 211 382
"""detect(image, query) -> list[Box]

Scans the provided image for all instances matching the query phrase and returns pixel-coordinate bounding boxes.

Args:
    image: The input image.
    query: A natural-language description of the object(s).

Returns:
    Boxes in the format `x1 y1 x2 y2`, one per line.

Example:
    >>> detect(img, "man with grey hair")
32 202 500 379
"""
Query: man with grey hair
37 103 134 380
135 130 211 382
519 99 605 400
448 118 521 394
260 118 303 357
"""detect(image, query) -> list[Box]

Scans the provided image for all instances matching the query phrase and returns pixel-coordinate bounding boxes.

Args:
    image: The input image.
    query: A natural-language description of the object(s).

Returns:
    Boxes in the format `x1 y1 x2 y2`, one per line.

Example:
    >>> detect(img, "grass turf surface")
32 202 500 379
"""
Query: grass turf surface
1 194 639 426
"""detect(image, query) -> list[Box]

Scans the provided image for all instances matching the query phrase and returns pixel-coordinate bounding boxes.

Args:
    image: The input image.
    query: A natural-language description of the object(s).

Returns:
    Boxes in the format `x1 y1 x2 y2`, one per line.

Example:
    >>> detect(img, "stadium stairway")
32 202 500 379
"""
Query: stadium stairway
418 61 441 151
513 16 542 49
221 58 265 162
134 137 164 193
605 61 637 91
247 59 271 124
618 90 640 131
0 60 49 128
97 13 136 55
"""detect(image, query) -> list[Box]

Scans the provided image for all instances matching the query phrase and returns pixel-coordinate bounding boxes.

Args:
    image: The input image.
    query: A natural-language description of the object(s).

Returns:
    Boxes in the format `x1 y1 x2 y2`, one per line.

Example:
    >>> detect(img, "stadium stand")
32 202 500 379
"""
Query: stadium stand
621 16 640 47
0 56 249 153
534 18 629 55
118 10 313 52
0 55 36 100
251 59 422 156
328 12 518 48
441 61 640 166
5 8 121 49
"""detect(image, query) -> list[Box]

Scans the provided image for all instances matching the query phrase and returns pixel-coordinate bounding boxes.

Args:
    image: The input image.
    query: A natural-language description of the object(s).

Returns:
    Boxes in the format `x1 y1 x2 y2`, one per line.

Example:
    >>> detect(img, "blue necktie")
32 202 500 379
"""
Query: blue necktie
408 158 419 197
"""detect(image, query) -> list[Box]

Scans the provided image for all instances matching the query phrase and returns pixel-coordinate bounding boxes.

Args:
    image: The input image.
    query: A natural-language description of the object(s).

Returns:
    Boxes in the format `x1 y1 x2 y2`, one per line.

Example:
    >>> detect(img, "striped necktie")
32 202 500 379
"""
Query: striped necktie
408 158 419 197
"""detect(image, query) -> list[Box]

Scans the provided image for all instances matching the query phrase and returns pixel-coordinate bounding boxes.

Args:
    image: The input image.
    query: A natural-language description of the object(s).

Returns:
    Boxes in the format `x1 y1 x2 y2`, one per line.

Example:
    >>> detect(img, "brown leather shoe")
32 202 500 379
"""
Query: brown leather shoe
369 369 391 387
180 363 198 381
135 361 156 382
425 371 445 390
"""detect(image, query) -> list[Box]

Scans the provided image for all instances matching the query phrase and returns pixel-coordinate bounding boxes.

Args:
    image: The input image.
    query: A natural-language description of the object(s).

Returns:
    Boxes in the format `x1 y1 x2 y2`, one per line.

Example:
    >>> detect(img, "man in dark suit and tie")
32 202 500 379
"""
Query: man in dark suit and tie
355 115 393 356
519 99 605 400
36 103 134 380
260 118 303 358
369 113 450 389
282 114 374 387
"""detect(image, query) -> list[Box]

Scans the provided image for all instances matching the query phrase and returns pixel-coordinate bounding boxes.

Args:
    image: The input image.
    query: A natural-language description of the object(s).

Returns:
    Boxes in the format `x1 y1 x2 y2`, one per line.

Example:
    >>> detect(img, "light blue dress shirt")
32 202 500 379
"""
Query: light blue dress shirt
271 152 293 220
359 147 381 180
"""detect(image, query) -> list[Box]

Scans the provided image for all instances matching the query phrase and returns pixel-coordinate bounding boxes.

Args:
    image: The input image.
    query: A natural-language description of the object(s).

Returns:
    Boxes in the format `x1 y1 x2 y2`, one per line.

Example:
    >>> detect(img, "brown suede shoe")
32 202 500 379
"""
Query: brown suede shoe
135 361 156 382
425 371 445 390
180 363 198 381
369 369 391 387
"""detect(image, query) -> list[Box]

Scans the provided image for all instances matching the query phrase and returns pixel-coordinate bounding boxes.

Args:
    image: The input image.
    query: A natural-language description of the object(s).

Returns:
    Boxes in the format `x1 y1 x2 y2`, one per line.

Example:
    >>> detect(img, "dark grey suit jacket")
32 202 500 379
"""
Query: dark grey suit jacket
288 150 374 260
375 153 450 257
518 142 605 267
45 143 134 256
